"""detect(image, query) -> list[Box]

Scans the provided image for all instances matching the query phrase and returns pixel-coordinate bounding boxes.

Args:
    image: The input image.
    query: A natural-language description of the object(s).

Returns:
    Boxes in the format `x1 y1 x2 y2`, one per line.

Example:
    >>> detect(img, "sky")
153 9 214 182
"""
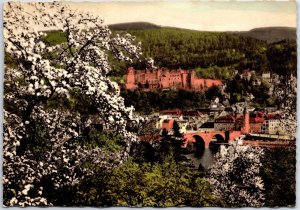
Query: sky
68 1 297 31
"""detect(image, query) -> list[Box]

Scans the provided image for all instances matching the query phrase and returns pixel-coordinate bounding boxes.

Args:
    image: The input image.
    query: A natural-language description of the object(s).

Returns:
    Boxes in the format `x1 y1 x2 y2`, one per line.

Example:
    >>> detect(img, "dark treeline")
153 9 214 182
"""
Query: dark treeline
121 81 275 114
261 147 296 207
121 89 214 114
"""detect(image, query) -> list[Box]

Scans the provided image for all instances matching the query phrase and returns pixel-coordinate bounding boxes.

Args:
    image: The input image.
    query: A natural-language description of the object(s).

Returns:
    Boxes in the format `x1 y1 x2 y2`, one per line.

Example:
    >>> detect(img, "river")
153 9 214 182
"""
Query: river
186 148 218 169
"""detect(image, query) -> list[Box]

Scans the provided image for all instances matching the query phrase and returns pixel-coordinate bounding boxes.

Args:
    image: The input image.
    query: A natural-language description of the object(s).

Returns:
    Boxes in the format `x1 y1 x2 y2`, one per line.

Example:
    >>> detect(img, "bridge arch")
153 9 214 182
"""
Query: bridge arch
214 134 226 143
209 134 227 152
193 135 205 157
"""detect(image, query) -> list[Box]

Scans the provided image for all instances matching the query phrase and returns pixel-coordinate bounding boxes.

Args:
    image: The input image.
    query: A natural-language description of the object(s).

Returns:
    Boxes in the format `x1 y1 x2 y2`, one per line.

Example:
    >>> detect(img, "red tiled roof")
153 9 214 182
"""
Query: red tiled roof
215 115 235 123
256 112 265 117
159 109 182 115
250 117 264 123
265 113 280 120
182 110 202 116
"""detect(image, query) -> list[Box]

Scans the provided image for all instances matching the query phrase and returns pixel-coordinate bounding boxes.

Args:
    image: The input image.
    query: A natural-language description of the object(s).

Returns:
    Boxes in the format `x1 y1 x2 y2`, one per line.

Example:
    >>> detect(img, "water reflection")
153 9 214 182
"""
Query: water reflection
186 144 221 169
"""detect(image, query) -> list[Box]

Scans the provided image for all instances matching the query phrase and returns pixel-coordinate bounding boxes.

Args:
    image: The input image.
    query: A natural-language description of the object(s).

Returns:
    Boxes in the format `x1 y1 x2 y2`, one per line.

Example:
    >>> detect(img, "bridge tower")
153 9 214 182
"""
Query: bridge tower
241 107 250 134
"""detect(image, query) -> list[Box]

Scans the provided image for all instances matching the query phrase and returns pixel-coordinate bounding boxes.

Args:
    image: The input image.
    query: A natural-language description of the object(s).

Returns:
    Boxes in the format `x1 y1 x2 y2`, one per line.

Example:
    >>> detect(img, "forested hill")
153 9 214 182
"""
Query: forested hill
109 26 296 78
39 23 297 79
230 27 296 44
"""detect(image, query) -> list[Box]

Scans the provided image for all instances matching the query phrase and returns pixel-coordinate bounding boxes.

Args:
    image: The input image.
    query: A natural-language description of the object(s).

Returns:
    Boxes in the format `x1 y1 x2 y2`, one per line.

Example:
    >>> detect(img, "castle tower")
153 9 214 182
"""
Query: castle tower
242 106 250 134
181 70 188 88
157 68 161 78
190 70 197 89
126 67 135 84
125 67 137 90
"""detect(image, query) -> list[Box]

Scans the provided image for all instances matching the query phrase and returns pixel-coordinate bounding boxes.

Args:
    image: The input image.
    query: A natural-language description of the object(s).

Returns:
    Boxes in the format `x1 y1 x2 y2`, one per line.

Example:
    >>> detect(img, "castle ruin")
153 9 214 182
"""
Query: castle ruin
124 67 223 91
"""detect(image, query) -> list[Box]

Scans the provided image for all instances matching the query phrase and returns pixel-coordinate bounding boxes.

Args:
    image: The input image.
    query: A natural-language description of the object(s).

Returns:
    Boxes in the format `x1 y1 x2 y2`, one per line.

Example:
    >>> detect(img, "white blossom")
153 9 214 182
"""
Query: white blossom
3 2 145 207
207 143 265 207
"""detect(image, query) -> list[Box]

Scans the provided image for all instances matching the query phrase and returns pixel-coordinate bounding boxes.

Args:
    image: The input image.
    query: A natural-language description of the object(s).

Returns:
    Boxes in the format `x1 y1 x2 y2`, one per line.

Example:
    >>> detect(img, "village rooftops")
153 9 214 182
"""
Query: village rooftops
265 113 280 120
215 115 235 123
181 110 202 117
249 117 264 123
200 122 214 128
159 109 182 116
159 109 204 117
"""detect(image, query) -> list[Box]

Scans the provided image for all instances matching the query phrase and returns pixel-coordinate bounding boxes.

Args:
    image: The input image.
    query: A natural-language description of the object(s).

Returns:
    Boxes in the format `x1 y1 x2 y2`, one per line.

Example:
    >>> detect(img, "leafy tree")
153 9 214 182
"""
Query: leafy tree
121 89 207 114
106 159 218 207
156 121 186 163
261 147 295 207
205 86 222 101
267 40 297 77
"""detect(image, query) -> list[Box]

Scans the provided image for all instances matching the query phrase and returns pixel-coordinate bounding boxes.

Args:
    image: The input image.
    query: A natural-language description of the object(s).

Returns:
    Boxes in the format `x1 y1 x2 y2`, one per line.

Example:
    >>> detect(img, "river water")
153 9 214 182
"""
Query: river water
186 148 217 169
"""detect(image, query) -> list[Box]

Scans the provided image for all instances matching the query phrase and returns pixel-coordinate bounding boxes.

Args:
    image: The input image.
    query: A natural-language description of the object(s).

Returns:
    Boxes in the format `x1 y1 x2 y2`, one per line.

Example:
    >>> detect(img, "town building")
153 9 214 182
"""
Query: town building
197 122 215 132
125 67 222 91
262 113 285 135
156 105 286 136
214 115 235 131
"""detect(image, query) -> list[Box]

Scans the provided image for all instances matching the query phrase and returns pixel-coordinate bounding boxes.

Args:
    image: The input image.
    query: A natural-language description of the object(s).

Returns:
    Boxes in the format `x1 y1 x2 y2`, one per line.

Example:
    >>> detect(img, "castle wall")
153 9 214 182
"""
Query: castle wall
124 67 223 91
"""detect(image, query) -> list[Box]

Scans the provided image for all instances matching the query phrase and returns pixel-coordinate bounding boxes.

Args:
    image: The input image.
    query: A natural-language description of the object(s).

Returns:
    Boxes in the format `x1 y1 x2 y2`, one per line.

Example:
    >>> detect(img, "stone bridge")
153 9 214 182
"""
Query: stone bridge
183 130 242 149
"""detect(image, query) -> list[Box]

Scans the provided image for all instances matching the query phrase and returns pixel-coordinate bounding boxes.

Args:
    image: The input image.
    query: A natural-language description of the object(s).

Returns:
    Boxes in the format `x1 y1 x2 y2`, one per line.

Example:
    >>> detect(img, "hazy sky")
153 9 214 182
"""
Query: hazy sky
68 1 296 31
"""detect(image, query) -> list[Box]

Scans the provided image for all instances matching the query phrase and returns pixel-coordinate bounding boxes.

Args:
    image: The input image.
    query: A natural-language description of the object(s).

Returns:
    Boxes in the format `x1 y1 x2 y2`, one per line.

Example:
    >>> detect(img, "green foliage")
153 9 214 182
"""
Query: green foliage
205 86 223 101
16 121 53 159
195 66 234 79
127 28 267 72
81 129 124 153
156 121 186 163
109 76 126 84
106 159 217 207
267 40 297 77
4 52 19 68
42 30 67 45
261 147 296 207
226 76 273 106
121 89 207 114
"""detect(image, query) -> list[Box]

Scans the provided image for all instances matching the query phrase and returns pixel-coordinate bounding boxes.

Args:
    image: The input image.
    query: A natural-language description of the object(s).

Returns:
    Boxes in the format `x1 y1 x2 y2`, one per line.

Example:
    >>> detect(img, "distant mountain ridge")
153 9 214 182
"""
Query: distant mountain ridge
230 27 296 43
108 22 296 43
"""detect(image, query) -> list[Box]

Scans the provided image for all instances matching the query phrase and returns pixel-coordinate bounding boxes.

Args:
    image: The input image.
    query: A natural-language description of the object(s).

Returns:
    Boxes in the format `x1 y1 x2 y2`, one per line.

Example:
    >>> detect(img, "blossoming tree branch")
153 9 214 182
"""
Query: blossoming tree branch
3 2 149 206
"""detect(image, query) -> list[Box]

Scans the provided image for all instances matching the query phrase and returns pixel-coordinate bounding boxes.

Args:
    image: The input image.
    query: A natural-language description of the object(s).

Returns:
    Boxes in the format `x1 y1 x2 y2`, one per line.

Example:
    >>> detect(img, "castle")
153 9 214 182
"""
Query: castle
124 67 223 91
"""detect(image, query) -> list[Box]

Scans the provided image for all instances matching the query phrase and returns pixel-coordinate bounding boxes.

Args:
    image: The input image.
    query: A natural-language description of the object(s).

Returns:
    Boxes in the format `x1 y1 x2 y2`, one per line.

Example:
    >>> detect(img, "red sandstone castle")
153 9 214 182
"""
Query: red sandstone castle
124 67 223 91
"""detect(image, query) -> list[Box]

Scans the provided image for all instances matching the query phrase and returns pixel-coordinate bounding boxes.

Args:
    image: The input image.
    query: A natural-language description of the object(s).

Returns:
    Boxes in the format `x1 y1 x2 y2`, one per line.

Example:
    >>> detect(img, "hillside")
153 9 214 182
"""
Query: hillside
231 27 296 43
29 23 296 79
114 26 296 78
124 27 268 73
